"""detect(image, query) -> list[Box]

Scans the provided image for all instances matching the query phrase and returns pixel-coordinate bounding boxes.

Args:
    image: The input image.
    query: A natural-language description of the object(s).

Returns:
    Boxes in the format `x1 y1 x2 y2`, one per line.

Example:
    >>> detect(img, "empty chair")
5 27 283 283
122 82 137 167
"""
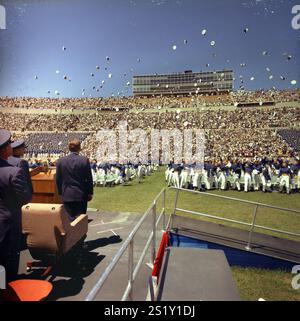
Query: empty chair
22 203 88 273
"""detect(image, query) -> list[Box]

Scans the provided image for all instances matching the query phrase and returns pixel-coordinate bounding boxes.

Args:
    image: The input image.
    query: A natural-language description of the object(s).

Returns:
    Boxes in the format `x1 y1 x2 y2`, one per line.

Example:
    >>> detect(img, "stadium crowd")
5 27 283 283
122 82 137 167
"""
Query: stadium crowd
278 129 300 153
23 132 91 155
230 89 300 105
1 106 299 132
81 128 297 161
0 90 299 193
0 89 299 111
0 95 191 111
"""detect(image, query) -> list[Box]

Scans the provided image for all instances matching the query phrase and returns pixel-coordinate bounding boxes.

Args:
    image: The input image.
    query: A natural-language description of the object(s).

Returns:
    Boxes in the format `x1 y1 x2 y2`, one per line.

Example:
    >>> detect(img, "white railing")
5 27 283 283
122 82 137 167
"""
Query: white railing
169 187 300 250
85 188 166 301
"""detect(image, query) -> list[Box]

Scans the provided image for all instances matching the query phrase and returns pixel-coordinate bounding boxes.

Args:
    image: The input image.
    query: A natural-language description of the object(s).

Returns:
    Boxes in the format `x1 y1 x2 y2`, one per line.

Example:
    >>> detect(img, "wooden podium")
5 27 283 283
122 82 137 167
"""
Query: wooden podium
30 167 62 204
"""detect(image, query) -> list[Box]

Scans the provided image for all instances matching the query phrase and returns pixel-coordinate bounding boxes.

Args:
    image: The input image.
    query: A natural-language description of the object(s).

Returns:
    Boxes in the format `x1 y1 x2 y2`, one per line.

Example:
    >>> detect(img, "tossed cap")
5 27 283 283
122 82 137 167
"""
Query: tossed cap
0 129 12 148
11 139 27 149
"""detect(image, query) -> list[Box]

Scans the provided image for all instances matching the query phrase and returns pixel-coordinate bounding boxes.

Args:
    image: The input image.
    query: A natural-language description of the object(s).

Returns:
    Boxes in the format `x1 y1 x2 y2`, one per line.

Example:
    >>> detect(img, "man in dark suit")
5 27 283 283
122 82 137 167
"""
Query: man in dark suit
8 139 33 195
0 129 32 282
56 139 93 219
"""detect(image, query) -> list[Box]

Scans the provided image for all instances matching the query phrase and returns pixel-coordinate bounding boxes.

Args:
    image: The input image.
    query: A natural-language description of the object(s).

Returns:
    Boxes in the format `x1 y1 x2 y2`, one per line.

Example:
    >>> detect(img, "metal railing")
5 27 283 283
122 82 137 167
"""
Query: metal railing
85 188 166 301
169 187 300 250
85 186 300 301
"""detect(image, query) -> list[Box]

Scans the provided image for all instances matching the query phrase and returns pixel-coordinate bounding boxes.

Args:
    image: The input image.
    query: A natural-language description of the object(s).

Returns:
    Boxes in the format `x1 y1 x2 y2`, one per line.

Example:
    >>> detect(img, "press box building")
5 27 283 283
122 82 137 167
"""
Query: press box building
133 70 234 97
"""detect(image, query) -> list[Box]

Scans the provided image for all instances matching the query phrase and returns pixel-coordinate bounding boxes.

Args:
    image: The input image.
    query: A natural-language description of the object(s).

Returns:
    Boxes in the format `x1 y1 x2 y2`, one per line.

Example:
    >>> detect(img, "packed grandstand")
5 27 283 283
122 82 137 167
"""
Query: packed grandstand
0 89 299 194
0 89 299 110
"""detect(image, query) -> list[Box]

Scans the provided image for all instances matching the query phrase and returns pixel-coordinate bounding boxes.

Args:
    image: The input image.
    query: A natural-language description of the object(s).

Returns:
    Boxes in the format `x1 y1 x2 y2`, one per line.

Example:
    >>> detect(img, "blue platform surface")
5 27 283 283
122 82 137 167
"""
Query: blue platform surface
170 232 297 270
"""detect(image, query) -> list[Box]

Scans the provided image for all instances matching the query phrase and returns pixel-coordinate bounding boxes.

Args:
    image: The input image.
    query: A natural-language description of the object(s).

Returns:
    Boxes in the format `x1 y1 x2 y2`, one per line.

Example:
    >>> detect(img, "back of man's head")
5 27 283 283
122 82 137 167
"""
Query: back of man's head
0 143 12 160
69 139 81 153
0 129 12 160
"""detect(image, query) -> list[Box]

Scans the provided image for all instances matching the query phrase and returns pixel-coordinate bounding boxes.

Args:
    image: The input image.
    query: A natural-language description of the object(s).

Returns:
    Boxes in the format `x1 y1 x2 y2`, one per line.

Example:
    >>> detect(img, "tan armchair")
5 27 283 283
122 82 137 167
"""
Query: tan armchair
22 203 88 274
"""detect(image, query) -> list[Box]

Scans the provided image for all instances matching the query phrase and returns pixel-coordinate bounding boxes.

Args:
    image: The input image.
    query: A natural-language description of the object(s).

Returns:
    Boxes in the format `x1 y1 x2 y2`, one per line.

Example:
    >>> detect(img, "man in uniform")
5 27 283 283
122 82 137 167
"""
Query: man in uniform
260 163 272 193
244 162 253 192
202 159 213 190
217 161 227 191
192 166 201 191
252 159 261 191
8 139 33 195
279 161 291 194
231 159 242 191
56 139 93 220
272 158 282 190
172 164 180 189
179 164 189 189
0 130 32 282
290 159 300 193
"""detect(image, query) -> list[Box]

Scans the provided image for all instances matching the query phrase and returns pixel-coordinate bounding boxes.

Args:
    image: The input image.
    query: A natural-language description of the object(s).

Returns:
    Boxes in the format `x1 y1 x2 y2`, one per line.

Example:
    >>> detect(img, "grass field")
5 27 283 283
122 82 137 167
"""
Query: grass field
90 167 300 240
89 167 300 301
232 267 300 301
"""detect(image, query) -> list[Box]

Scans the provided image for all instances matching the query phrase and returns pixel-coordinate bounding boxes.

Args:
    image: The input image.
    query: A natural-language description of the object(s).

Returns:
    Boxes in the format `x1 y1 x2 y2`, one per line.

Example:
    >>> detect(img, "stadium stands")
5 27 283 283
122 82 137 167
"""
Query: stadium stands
0 89 299 111
1 106 299 132
23 132 91 155
0 90 299 193
278 129 300 153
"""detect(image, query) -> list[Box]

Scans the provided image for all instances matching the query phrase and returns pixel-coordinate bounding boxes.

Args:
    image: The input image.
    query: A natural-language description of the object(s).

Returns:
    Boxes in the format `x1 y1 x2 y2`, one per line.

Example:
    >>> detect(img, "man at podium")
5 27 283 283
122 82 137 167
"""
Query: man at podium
56 139 93 219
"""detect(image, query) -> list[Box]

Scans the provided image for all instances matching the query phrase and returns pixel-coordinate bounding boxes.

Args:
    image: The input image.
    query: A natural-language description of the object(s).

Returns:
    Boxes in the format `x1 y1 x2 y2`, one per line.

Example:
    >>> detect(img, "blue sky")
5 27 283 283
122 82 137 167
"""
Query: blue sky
0 0 299 98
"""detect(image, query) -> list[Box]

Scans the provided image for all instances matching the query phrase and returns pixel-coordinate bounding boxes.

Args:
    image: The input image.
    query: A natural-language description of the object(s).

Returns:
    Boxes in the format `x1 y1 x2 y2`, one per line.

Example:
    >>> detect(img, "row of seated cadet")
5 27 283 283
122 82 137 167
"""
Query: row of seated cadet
166 167 299 193
91 164 159 186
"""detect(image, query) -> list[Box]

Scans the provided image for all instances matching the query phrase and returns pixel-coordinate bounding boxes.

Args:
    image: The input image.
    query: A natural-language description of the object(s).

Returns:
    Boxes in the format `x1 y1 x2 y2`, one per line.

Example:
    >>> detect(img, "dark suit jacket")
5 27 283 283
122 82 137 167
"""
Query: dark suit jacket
56 153 93 203
8 156 33 195
0 158 32 242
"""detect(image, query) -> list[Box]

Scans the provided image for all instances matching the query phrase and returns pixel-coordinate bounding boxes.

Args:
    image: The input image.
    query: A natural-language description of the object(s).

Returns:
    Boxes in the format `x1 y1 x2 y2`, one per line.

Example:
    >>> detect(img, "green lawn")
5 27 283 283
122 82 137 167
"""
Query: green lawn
232 267 300 301
89 168 165 214
90 167 300 240
89 167 300 301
